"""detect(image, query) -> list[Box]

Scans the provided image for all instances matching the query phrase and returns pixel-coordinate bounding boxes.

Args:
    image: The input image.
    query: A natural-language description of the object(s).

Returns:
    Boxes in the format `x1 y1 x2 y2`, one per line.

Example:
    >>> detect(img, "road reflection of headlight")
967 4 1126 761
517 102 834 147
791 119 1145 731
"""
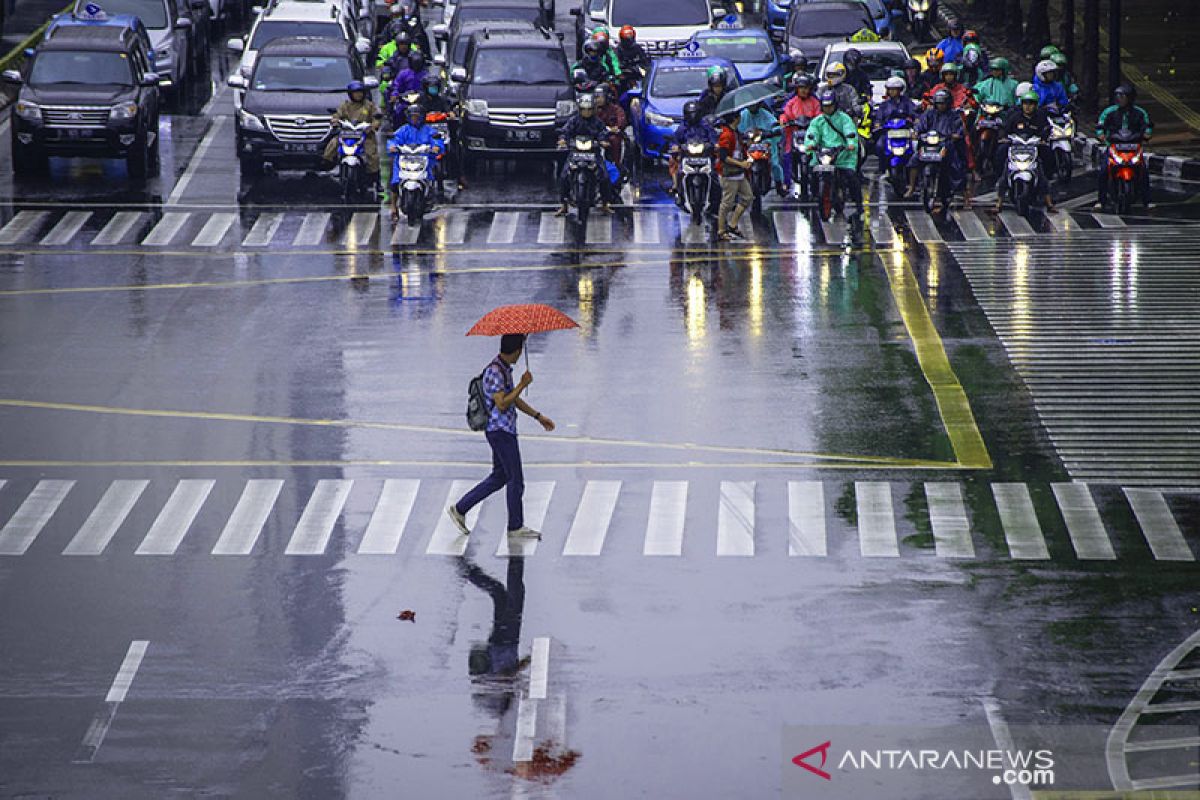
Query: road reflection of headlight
749 251 763 337
686 273 706 344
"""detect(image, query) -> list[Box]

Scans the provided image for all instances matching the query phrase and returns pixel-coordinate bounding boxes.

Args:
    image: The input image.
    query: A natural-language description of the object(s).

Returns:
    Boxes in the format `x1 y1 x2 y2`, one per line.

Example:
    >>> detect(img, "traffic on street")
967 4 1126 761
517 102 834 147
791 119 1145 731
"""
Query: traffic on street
1 0 1199 796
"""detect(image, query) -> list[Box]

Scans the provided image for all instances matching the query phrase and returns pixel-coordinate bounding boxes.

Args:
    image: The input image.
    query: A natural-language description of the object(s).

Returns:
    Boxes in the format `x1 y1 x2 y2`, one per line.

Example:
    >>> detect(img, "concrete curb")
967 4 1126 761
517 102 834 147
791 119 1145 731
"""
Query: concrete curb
1075 135 1200 180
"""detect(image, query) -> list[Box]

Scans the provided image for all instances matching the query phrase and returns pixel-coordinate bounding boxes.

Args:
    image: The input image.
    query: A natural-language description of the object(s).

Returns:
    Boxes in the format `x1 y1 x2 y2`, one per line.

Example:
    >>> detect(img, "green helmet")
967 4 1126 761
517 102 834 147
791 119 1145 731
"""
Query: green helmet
1020 90 1039 103
1050 52 1068 68
940 61 960 74
1038 45 1060 60
989 57 1010 72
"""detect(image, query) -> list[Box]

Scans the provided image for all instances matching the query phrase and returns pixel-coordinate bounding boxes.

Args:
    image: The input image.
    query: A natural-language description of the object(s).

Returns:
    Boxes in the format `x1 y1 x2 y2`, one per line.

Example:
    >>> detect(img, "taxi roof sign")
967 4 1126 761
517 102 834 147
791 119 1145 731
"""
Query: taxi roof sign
78 2 109 19
715 14 743 29
678 39 707 58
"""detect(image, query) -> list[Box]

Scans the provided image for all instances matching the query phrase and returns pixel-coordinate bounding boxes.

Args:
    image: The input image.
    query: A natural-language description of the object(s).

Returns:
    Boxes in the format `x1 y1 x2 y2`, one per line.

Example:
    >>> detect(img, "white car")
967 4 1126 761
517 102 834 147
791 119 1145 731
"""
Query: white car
228 0 369 109
582 0 726 59
818 40 909 104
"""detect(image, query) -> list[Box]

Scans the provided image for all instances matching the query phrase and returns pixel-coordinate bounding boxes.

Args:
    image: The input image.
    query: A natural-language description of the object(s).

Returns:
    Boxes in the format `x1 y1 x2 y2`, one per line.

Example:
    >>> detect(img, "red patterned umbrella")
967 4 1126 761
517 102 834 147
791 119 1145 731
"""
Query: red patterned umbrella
466 304 579 337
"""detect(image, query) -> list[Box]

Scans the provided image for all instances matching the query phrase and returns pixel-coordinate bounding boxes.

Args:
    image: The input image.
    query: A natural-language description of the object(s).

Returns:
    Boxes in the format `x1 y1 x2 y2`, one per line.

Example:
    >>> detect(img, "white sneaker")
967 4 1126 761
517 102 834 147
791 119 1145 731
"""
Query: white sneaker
446 504 470 536
506 526 542 540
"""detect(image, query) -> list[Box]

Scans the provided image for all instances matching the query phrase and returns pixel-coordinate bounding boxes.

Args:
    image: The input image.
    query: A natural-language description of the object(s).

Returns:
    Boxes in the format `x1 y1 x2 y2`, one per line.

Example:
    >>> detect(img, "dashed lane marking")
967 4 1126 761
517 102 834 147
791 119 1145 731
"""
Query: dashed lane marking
73 640 150 764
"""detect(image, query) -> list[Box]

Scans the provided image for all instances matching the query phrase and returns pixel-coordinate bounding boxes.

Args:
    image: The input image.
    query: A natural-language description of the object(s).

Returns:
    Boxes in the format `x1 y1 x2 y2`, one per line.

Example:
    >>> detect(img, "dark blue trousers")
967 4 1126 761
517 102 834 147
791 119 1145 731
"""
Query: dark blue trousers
456 430 524 530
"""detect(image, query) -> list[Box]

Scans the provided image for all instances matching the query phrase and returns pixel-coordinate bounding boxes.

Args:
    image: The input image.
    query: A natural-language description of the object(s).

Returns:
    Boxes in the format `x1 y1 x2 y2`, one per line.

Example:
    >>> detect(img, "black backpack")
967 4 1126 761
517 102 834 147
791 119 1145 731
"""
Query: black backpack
466 370 489 431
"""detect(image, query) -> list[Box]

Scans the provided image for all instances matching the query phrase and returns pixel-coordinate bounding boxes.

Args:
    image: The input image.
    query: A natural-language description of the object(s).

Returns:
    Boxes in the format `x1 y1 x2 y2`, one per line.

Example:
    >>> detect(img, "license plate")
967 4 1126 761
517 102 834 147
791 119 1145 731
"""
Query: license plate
920 152 942 162
813 163 835 172
505 129 542 142
64 128 97 139
283 142 319 153
684 158 709 167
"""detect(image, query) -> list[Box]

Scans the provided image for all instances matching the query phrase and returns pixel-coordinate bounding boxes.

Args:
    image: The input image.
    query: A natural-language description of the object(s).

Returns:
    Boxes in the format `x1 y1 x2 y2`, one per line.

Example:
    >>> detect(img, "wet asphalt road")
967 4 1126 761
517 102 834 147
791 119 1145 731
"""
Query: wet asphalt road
3 16 1200 800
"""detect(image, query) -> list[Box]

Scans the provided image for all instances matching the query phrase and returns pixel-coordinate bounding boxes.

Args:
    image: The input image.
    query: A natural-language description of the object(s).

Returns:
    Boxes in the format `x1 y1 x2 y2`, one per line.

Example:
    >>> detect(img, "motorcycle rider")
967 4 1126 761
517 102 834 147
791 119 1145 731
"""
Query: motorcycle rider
1050 51 1079 101
418 73 466 191
696 67 730 118
387 103 443 223
842 48 872 101
590 28 622 81
669 99 719 209
823 62 860 116
377 30 418 103
389 50 429 110
614 25 649 84
873 75 919 175
911 88 967 212
935 19 965 65
555 94 614 216
571 39 615 88
992 90 1056 214
918 48 944 97
901 58 924 101
960 43 986 87
780 74 820 192
324 80 382 180
925 62 974 111
740 99 785 196
716 110 753 241
1032 59 1070 108
593 84 627 175
384 0 430 59
777 48 808 89
973 57 1018 109
803 88 862 216
961 30 988 67
1095 84 1154 210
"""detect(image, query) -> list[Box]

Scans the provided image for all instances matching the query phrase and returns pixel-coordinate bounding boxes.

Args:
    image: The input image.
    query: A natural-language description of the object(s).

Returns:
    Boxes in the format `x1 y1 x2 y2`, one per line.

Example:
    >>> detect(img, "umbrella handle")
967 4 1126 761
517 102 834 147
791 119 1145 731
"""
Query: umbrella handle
524 347 531 398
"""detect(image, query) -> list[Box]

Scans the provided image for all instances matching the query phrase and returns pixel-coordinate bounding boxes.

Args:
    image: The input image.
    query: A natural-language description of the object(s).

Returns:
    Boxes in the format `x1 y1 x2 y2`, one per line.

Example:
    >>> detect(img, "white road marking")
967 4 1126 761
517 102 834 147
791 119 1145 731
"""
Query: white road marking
135 480 214 555
869 213 896 245
141 212 189 246
717 481 755 556
487 211 519 244
92 211 144 245
0 480 75 555
191 212 235 247
357 479 419 555
998 210 1036 237
585 214 612 244
241 212 283 246
63 480 149 556
390 218 422 245
344 212 378 247
427 479 484 556
1059 191 1098 210
73 640 150 764
773 210 798 244
1093 212 1127 228
166 116 228 205
1125 488 1193 561
562 480 621 556
441 212 467 244
787 481 826 556
820 217 846 244
855 481 898 557
40 211 92 246
106 639 150 703
0 211 50 245
643 480 687 556
633 211 659 244
983 697 1033 800
512 696 538 762
1052 483 1116 560
924 482 975 558
293 212 331 246
904 210 942 242
992 483 1050 559
678 211 707 244
212 479 284 555
285 480 353 555
529 636 550 699
1045 210 1079 232
496 481 554 557
951 209 990 241
537 211 565 244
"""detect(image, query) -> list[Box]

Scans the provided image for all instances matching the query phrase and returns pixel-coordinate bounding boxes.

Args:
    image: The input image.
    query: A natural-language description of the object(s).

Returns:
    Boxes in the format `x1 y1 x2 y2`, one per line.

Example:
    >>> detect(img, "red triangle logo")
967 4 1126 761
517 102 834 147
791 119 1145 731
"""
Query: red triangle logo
792 741 832 780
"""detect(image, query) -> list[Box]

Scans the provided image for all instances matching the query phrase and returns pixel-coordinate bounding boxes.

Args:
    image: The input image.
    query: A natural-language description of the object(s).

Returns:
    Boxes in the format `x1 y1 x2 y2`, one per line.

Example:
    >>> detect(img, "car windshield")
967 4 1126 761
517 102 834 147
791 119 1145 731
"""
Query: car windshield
698 36 773 63
789 8 868 37
29 50 134 85
252 55 353 91
452 25 530 65
79 0 167 29
457 6 540 25
651 66 713 98
828 48 907 80
472 47 564 85
250 21 343 50
611 0 710 27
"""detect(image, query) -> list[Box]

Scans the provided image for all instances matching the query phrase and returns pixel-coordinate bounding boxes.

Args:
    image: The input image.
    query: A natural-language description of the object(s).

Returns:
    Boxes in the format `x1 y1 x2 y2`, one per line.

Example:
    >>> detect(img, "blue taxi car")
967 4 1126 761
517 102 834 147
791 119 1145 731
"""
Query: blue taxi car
44 5 158 72
689 26 784 84
628 52 739 161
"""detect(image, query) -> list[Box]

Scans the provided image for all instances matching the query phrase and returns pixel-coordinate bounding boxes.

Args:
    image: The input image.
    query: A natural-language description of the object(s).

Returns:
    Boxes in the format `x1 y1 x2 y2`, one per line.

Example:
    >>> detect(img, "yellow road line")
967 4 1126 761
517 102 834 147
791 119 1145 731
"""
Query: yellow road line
881 252 993 470
0 459 967 469
0 398 951 466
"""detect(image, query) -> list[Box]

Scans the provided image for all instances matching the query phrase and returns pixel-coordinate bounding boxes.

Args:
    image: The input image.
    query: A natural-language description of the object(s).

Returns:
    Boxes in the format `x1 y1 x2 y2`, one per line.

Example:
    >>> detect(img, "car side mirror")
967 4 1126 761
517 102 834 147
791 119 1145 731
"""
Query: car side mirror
1 69 22 85
355 37 370 53
432 22 448 38
433 52 446 66
227 74 247 88
140 71 160 87
364 75 380 88
251 4 263 14
227 37 245 53
625 86 641 99
175 16 192 28
588 9 604 22
711 6 726 17
569 6 580 14
450 66 466 82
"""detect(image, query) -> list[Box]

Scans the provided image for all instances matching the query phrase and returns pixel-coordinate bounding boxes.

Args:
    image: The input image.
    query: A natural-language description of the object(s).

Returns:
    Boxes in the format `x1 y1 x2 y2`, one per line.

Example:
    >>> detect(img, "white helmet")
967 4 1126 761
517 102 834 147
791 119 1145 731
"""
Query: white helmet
1015 80 1033 97
884 75 906 92
1035 59 1058 79
824 61 846 85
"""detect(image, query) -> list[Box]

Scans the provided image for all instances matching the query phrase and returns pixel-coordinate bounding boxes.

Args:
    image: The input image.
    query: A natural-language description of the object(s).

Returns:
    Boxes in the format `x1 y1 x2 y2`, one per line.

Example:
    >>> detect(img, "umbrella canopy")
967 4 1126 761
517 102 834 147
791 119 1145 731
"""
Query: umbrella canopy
466 304 579 337
714 82 787 118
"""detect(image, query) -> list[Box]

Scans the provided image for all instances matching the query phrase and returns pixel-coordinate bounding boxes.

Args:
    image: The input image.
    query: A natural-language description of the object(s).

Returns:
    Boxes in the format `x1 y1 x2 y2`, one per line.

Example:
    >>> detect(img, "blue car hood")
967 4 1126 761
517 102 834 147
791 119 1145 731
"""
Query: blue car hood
734 62 775 82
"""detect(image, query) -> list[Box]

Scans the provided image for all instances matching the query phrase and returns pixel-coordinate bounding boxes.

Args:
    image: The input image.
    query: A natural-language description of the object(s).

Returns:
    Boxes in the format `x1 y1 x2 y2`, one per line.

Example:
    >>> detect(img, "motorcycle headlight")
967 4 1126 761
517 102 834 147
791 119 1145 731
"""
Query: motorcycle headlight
237 108 265 132
925 133 940 143
686 142 705 154
15 100 41 122
575 138 594 151
909 0 929 9
1063 121 1075 136
109 102 139 121
819 154 833 165
646 110 674 128
984 103 1000 114
464 99 489 118
556 100 576 117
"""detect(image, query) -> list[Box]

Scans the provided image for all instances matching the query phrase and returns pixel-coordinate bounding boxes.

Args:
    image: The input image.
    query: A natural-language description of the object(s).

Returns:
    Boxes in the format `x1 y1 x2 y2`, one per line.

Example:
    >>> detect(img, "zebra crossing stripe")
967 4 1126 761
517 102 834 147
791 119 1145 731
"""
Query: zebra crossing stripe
644 480 687 556
293 213 330 246
820 217 847 244
585 214 612 244
563 480 621 556
1045 211 1078 232
135 480 214 555
191 213 236 247
1051 483 1116 560
141 212 190 246
0 480 74 555
1093 213 1127 228
439 212 467 245
212 479 284 555
391 218 421 245
537 211 565 245
633 211 660 244
773 210 798 244
427 480 482 556
856 481 899 557
358 479 420 555
678 211 708 245
869 213 895 246
487 211 520 244
1125 489 1193 561
529 636 551 699
904 210 942 243
242 212 283 246
285 480 353 555
40 211 92 246
998 211 1036 237
924 482 975 558
992 483 1050 559
344 212 378 247
787 480 826 557
63 480 149 556
717 481 755 556
496 481 555 558
951 209 990 241
0 211 50 245
92 211 144 245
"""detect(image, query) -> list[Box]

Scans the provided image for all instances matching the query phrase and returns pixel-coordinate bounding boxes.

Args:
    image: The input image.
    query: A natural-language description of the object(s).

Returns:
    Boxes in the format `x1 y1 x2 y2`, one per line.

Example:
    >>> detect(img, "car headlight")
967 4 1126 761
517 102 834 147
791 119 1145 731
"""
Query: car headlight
237 108 265 132
646 110 673 127
15 101 41 122
910 0 929 9
556 100 576 117
464 99 488 118
110 102 139 121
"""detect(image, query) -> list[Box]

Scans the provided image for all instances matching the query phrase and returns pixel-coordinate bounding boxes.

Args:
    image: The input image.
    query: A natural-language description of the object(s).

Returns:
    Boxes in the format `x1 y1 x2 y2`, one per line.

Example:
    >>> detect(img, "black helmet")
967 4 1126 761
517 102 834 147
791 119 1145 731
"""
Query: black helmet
903 57 920 71
408 51 425 70
393 30 411 45
1114 83 1135 99
406 102 425 121
843 48 861 68
583 39 601 58
683 100 700 124
933 88 951 106
790 73 814 90
421 73 441 92
707 68 727 88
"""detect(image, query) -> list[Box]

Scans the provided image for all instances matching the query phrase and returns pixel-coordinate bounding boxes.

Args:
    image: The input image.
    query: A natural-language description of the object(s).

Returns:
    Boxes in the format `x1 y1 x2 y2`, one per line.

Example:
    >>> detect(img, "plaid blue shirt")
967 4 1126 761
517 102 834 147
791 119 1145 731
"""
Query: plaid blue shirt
483 357 518 434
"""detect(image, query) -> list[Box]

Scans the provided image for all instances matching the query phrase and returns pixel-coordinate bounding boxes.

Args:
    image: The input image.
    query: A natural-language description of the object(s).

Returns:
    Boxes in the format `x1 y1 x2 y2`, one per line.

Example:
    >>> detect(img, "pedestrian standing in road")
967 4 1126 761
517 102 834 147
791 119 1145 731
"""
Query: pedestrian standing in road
715 111 754 241
448 334 555 540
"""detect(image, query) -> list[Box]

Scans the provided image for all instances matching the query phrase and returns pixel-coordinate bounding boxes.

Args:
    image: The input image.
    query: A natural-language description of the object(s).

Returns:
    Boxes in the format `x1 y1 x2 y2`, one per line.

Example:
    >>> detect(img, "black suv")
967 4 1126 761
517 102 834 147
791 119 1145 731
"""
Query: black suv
452 28 572 163
3 25 161 176
229 35 376 178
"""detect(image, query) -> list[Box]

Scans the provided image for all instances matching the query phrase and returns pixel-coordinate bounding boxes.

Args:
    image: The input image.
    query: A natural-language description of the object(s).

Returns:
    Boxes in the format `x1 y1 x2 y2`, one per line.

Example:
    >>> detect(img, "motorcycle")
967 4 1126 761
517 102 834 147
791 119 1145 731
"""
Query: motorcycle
1105 128 1144 215
880 116 915 198
905 0 935 41
565 135 601 225
975 101 1005 178
336 119 377 205
677 139 716 225
1003 134 1042 219
391 142 435 226
390 90 421 131
811 146 844 222
745 128 774 217
1046 103 1075 183
916 129 948 213
425 109 451 196
786 118 812 201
